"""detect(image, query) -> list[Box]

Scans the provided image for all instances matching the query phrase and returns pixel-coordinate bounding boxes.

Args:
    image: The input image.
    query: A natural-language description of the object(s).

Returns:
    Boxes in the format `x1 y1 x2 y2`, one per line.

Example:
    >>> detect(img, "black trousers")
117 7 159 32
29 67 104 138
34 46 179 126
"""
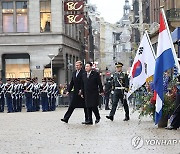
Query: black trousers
171 104 180 128
110 90 129 118
64 106 88 121
105 92 110 109
87 107 100 122
0 97 5 112
171 113 180 128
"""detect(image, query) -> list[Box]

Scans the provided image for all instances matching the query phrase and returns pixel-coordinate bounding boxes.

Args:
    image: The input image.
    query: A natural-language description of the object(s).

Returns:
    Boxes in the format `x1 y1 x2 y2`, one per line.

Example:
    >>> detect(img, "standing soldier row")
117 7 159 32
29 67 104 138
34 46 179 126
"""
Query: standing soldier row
0 77 58 113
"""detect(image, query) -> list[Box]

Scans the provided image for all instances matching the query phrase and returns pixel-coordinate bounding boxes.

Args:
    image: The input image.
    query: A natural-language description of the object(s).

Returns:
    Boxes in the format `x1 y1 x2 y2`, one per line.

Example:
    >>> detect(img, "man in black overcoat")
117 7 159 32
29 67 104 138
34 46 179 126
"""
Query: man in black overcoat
61 61 88 123
166 75 180 130
81 62 104 125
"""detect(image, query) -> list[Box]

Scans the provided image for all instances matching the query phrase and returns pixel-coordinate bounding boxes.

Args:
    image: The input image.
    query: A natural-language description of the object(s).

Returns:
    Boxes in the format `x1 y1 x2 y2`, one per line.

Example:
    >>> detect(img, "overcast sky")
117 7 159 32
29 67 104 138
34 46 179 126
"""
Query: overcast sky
89 0 132 24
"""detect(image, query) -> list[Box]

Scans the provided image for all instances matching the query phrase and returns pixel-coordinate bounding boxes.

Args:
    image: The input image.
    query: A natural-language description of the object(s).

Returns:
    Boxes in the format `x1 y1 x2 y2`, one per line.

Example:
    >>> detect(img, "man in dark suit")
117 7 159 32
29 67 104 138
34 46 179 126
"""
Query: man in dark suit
61 61 88 123
104 78 112 110
81 62 104 125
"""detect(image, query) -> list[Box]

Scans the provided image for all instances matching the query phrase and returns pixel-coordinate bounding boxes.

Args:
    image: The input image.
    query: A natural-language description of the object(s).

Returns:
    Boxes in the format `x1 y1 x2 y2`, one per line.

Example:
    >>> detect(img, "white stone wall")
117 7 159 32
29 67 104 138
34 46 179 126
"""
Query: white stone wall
100 21 115 72
51 0 63 33
29 0 40 33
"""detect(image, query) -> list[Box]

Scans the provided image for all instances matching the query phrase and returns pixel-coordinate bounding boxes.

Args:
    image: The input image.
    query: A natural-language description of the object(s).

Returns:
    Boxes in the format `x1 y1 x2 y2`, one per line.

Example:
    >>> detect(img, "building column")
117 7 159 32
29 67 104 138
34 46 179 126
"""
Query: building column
29 0 40 33
0 2 2 33
31 69 44 82
51 0 63 33
58 69 66 85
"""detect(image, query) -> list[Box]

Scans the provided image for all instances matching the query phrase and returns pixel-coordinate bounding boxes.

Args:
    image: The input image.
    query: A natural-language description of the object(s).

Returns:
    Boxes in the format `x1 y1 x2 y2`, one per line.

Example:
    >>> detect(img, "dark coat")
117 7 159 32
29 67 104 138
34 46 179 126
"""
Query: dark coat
82 70 103 108
68 69 85 108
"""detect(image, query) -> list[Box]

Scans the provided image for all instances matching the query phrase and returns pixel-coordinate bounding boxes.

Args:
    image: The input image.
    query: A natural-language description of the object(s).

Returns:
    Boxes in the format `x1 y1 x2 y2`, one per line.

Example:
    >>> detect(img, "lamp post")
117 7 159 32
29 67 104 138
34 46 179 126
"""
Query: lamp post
48 54 55 78
92 29 98 62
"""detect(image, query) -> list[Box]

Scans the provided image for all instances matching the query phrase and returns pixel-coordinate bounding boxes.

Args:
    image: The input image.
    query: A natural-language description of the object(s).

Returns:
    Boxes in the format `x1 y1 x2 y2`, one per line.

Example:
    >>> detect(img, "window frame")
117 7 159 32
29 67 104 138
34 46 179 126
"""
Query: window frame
40 0 51 33
2 0 29 33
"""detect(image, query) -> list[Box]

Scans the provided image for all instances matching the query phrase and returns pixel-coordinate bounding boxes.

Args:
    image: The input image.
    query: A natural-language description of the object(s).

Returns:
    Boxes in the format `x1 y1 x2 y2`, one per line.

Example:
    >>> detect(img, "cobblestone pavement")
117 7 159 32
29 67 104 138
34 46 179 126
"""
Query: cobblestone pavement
0 107 180 154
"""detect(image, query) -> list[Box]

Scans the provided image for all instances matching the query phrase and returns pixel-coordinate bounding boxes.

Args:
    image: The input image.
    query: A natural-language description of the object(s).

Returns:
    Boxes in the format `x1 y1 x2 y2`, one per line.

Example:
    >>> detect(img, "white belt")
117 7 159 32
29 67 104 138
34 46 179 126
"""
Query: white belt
115 87 125 90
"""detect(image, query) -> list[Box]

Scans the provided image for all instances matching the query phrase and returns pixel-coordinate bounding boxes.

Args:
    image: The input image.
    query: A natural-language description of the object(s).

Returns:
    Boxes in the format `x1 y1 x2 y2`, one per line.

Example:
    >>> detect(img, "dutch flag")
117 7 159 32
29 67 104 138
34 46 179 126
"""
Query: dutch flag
154 9 179 125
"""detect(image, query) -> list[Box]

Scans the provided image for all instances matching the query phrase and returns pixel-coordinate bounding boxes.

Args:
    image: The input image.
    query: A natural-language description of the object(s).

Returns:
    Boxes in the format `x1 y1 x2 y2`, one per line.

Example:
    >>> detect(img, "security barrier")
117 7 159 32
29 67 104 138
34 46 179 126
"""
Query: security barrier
57 95 70 106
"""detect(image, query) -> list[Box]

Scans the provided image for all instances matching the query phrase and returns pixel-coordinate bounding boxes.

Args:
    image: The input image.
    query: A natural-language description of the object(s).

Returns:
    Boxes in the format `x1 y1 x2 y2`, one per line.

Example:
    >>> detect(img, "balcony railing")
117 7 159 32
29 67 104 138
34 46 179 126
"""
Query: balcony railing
166 8 180 20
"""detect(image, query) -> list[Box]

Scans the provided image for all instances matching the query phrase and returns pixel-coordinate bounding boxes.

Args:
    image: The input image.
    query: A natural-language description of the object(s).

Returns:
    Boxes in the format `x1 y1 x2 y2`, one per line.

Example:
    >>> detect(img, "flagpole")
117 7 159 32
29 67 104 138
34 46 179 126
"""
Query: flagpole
161 8 180 73
144 30 156 60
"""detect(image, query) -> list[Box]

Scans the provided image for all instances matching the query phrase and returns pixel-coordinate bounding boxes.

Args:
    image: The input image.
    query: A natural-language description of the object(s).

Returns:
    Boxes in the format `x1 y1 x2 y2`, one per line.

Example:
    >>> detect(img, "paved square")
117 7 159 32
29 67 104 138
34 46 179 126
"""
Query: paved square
0 107 179 154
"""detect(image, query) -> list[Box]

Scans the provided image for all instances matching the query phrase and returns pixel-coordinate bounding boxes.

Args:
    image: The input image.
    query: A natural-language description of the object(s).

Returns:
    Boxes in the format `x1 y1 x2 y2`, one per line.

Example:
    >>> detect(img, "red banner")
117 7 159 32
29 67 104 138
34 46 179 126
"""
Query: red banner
64 14 84 24
64 1 84 11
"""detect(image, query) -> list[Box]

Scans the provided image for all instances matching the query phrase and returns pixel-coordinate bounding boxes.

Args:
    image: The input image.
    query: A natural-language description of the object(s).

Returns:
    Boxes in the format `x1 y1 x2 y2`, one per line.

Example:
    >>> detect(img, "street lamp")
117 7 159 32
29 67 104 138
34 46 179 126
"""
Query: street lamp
92 29 98 62
48 54 55 78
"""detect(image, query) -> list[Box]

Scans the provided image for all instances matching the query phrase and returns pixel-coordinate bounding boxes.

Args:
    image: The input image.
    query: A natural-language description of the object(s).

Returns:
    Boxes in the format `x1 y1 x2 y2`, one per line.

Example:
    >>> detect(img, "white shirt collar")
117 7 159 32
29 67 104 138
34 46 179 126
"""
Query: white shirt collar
87 70 92 75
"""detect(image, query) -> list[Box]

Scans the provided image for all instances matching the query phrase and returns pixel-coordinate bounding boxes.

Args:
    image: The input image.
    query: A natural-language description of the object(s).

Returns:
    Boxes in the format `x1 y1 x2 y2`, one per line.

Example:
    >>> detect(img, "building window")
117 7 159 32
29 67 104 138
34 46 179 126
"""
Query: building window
2 1 28 33
40 0 51 33
16 1 28 32
2 2 14 32
44 68 51 77
6 59 30 78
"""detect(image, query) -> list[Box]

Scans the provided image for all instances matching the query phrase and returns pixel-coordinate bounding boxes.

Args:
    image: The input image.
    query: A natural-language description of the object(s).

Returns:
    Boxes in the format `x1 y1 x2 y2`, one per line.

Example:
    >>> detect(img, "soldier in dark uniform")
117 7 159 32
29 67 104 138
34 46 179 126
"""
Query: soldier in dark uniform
47 78 52 111
24 78 34 112
40 78 49 112
50 78 58 111
11 78 17 112
33 77 40 111
16 78 23 112
4 78 13 113
0 78 5 112
106 62 130 121
104 78 112 110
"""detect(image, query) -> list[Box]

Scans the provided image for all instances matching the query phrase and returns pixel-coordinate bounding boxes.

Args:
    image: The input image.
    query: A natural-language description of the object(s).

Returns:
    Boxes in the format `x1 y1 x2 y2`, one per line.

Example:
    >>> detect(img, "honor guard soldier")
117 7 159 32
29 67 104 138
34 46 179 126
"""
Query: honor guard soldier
32 77 41 111
4 78 13 113
47 78 52 111
47 78 53 111
40 78 49 112
50 78 58 111
0 78 5 112
106 62 130 121
24 78 34 112
16 78 23 112
12 78 18 112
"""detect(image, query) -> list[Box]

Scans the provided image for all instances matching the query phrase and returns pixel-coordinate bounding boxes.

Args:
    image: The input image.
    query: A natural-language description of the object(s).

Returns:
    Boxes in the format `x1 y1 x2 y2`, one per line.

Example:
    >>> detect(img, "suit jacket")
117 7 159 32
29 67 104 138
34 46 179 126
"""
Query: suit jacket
68 69 85 108
82 70 103 108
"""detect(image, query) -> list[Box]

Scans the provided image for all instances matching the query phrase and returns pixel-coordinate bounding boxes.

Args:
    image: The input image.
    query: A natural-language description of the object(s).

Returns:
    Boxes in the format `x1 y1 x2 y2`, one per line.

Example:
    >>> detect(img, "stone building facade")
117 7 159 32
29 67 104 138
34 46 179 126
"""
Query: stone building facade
0 0 86 84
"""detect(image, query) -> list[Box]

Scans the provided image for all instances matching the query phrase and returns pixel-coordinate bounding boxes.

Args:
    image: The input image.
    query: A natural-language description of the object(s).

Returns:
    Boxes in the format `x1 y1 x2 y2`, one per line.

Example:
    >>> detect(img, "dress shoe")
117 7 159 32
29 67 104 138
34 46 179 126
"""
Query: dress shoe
82 121 88 124
165 126 177 130
123 117 130 121
61 118 68 123
95 119 100 124
84 121 93 125
106 116 114 121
